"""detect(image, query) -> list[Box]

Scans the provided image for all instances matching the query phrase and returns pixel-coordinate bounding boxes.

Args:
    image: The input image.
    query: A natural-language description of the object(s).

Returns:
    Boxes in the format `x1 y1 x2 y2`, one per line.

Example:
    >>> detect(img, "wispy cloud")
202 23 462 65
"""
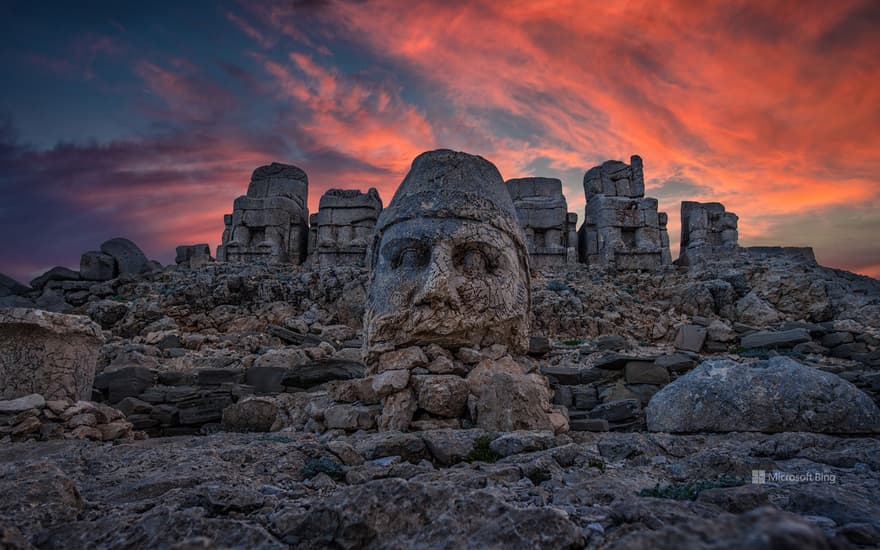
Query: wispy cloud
2 0 878 281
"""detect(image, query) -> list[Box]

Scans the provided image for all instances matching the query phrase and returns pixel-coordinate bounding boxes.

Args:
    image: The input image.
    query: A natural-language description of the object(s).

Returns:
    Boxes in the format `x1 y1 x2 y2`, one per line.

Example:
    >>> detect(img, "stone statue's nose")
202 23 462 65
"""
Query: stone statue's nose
414 248 459 307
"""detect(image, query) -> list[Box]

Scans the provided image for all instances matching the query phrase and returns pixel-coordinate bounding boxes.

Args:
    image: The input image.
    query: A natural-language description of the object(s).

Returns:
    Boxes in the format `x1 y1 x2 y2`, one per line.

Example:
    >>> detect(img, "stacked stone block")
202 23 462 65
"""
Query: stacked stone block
506 177 578 269
217 163 309 264
678 201 738 266
314 189 382 267
578 155 671 270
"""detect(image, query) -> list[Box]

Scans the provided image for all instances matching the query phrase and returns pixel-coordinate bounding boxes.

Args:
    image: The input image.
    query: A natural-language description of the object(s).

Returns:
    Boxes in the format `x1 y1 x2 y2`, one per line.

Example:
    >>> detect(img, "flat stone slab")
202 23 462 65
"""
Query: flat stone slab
740 328 810 349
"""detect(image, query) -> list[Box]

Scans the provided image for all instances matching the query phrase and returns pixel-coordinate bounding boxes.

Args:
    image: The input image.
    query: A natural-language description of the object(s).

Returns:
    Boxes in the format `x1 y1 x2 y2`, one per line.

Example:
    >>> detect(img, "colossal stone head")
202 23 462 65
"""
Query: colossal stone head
364 149 531 356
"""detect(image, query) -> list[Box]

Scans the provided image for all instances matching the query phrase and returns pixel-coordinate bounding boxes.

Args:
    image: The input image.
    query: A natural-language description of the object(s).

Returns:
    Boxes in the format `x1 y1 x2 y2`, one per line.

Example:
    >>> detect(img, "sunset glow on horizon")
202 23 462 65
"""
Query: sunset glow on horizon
1 0 878 283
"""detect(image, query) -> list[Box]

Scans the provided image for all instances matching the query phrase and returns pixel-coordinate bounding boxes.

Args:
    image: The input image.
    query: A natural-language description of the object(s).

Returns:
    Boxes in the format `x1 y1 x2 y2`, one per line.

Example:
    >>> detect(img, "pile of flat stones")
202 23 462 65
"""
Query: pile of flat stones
0 393 137 443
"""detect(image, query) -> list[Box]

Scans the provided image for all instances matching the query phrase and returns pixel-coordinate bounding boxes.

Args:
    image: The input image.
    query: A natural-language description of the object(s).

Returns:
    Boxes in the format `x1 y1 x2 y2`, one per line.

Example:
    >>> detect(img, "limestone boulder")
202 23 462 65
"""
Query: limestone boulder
100 237 148 275
80 251 116 281
472 370 557 432
29 266 79 290
222 397 280 432
412 374 469 418
646 357 880 434
0 309 104 401
378 389 417 431
86 299 130 329
0 273 29 297
0 393 45 413
736 291 781 326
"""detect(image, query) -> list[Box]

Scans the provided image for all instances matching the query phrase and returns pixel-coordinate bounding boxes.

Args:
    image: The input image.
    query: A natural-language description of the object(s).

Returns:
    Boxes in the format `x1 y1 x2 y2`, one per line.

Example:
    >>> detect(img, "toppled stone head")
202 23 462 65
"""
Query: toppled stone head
364 149 531 356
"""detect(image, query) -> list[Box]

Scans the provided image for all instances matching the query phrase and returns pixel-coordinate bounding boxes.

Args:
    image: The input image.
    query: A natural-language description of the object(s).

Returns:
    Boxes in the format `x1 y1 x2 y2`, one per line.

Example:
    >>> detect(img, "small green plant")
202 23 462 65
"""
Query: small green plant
638 475 744 501
111 294 129 302
466 436 501 463
561 339 583 347
527 469 551 485
588 457 606 471
301 457 346 481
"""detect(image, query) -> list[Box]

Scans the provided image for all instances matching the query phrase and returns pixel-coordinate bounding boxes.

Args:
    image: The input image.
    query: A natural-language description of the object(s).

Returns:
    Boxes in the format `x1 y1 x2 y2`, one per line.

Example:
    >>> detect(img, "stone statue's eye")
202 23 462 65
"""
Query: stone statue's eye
394 246 429 270
458 248 490 275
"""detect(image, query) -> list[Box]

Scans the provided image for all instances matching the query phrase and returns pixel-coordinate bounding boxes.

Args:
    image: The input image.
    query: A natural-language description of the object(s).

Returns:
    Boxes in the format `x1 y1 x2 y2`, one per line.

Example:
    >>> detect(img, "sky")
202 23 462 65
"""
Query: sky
1 0 878 284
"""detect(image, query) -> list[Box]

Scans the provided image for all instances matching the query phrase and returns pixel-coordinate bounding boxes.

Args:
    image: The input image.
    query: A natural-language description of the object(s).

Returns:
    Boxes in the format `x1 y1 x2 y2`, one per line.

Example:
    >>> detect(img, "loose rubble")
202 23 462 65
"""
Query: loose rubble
1 148 879 548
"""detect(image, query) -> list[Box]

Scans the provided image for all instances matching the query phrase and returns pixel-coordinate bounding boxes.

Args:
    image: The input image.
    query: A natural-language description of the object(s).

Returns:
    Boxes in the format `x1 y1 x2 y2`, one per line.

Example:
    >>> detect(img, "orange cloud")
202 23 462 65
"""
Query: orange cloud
251 0 878 274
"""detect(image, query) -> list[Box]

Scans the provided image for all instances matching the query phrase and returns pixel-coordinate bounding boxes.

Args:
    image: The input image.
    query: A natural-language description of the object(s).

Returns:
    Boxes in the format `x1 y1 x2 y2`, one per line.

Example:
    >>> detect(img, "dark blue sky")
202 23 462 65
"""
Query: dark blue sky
2 0 878 282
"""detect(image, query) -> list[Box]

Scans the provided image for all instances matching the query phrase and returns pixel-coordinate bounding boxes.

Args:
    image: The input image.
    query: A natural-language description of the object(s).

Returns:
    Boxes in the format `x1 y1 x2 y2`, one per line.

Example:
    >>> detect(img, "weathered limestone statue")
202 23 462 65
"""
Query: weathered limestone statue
217 163 309 264
506 177 578 268
0 308 104 401
578 155 671 270
314 188 383 267
364 150 531 356
355 149 566 434
678 201 739 266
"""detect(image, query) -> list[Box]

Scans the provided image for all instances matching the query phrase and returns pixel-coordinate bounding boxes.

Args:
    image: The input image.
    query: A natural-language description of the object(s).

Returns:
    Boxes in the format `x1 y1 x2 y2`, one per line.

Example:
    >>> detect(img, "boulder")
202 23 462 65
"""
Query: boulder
325 403 380 430
624 361 670 384
252 348 310 370
97 366 156 403
352 431 428 463
86 300 129 329
412 374 469 418
0 393 45 413
673 324 706 352
29 266 80 290
222 397 279 432
80 251 117 281
590 398 641 422
418 429 484 465
100 237 148 275
473 371 556 432
376 347 428 373
646 357 880 433
370 370 410 397
378 389 417 431
0 273 29 297
528 336 551 356
735 291 781 326
35 289 72 313
0 309 104 401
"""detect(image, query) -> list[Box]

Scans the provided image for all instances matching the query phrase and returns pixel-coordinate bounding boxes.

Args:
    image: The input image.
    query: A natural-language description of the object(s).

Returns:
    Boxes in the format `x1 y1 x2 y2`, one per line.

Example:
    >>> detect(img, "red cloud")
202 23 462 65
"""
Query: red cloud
246 0 878 274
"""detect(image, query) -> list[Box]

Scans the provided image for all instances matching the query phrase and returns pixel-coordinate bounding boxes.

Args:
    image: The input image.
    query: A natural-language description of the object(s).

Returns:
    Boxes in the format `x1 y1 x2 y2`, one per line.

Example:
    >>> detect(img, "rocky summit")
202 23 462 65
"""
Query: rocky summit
2 149 880 549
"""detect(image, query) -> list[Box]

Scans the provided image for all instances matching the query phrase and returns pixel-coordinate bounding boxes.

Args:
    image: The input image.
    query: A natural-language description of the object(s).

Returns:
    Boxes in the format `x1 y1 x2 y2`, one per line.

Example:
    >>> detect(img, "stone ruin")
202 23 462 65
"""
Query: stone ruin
209 155 685 273
0 308 104 402
353 149 565 432
506 177 578 268
677 201 739 266
217 163 309 264
578 155 671 270
175 244 212 268
313 188 383 267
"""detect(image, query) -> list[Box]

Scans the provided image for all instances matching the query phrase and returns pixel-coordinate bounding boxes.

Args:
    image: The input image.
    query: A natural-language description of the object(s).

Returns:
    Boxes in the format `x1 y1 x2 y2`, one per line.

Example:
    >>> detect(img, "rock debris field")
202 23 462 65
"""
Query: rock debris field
1 149 879 549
